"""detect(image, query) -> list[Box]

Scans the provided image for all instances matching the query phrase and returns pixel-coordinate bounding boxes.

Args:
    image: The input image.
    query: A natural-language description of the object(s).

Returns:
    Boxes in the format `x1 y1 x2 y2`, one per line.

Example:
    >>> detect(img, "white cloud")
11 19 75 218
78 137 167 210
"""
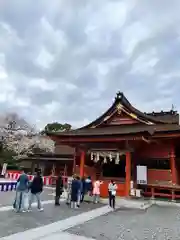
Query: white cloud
0 0 179 129
121 21 151 57
28 78 58 91
13 98 31 107
35 47 54 69
0 65 8 79
130 48 159 75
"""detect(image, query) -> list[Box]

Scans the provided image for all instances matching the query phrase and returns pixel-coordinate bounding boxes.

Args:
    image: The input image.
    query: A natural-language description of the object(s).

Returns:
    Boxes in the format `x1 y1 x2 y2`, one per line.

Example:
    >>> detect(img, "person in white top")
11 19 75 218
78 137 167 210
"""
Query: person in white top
93 178 103 203
108 180 117 209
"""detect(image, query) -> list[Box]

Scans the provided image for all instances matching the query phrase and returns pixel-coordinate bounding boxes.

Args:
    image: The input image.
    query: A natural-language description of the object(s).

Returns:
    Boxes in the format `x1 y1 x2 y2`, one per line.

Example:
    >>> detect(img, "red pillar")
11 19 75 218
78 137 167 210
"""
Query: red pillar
125 151 131 196
73 148 77 174
80 150 85 177
170 146 177 185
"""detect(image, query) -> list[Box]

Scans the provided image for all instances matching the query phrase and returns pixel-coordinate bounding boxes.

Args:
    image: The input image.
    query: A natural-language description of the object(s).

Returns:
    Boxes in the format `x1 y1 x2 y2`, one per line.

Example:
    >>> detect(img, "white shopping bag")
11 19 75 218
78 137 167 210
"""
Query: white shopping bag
63 190 68 199
111 190 116 196
24 193 29 210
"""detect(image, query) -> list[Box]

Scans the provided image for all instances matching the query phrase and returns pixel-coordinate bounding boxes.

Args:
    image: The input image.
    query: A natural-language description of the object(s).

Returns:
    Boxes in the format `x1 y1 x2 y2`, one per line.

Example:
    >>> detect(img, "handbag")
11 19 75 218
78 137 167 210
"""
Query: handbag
111 190 116 196
60 188 64 195
84 192 93 202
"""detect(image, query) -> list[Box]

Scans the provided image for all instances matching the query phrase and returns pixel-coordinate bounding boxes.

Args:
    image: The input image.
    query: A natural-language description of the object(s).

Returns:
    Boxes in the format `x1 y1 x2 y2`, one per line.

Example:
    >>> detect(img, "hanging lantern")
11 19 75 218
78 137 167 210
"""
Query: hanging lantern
97 152 100 162
94 153 99 163
115 152 120 164
109 153 112 161
94 154 97 162
91 152 94 161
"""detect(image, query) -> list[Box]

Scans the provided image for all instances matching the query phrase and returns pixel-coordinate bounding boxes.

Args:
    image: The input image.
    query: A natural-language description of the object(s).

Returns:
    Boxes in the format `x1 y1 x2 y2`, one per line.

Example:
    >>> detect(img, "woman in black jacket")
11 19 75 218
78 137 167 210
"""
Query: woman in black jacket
55 174 63 206
28 170 43 212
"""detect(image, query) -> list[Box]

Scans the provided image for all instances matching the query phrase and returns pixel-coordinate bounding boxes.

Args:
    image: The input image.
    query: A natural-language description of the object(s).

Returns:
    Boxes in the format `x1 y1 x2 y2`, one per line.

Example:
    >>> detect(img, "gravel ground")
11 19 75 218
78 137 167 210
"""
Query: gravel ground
2 189 180 240
0 202 103 238
66 205 180 240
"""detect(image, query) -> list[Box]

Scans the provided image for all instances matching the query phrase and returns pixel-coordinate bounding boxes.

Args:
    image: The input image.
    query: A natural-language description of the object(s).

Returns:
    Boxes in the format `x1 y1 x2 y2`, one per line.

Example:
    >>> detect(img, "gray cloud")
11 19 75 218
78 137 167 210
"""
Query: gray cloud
0 0 180 129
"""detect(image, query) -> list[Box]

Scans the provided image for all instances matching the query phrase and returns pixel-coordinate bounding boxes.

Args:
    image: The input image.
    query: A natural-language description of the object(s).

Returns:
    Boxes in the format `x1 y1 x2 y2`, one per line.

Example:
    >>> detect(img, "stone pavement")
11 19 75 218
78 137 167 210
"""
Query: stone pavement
100 197 152 210
67 205 180 239
2 203 180 240
1 193 180 240
42 232 95 239
101 196 180 209
0 200 105 239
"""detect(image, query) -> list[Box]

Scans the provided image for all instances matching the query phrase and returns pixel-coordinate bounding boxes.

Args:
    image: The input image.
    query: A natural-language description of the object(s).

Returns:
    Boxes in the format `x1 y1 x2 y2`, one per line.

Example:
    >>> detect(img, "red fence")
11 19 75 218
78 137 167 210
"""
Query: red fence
5 171 68 186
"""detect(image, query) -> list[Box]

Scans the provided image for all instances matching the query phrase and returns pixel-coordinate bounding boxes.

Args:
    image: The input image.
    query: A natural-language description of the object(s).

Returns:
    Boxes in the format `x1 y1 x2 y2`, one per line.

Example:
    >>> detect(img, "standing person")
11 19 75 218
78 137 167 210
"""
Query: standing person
55 173 63 206
28 170 44 212
66 177 72 205
70 175 79 209
84 176 93 202
93 178 103 204
13 180 20 210
15 169 29 213
80 176 86 203
85 176 93 194
108 180 117 210
76 176 82 207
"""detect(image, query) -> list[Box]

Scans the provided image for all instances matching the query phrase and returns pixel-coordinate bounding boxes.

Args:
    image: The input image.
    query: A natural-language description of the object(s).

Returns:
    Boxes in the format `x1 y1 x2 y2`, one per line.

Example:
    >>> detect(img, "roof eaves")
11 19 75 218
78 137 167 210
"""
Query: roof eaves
120 94 175 124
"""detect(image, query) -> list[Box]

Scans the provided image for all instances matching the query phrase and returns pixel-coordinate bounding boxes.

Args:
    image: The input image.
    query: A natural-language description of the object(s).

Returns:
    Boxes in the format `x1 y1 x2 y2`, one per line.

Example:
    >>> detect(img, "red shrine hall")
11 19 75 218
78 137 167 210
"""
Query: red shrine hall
47 92 180 200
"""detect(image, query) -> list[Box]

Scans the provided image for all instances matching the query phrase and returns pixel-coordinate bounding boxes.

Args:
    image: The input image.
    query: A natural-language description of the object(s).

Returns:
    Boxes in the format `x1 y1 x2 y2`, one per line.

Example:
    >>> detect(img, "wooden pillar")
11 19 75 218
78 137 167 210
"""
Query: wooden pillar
80 150 85 177
30 162 35 174
51 163 56 176
125 151 131 196
34 161 40 173
170 146 177 185
39 163 45 175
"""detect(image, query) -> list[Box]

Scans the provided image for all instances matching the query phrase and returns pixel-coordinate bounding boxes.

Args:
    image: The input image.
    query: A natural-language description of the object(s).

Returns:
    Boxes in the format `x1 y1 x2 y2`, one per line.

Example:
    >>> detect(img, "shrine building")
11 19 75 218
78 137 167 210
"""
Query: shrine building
47 92 180 200
16 145 75 177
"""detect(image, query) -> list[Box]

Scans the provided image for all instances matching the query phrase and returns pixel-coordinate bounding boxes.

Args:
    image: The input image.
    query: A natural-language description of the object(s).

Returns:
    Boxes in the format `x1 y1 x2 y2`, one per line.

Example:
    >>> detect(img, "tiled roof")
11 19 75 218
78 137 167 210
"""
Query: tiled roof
48 124 180 137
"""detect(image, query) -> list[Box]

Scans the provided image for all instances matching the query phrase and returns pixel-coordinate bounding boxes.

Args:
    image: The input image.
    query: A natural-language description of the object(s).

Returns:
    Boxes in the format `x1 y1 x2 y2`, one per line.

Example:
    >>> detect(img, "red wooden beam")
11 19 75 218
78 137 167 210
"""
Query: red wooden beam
49 131 180 143
153 133 180 138
49 136 146 144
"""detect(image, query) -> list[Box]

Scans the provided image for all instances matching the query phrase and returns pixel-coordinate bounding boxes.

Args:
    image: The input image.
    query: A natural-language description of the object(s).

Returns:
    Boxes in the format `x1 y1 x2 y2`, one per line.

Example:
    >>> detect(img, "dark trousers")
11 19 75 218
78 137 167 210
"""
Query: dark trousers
108 191 115 208
55 195 61 205
80 192 84 202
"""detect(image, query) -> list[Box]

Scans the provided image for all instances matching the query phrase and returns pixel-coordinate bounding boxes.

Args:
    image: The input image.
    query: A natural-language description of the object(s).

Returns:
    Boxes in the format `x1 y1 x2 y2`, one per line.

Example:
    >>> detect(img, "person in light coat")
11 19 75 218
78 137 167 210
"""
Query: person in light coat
66 177 72 205
93 178 103 203
108 180 117 209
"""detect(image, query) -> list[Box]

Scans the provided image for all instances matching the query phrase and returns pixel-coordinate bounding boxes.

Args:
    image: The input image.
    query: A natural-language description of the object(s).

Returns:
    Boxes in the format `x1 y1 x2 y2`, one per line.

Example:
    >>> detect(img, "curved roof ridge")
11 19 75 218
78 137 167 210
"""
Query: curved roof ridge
117 92 177 124
78 91 178 130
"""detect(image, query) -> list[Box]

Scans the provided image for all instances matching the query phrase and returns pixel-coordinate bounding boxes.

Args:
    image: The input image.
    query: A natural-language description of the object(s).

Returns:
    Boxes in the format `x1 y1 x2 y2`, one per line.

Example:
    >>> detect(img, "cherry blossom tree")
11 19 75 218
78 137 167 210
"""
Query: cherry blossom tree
0 114 55 160
2 133 55 159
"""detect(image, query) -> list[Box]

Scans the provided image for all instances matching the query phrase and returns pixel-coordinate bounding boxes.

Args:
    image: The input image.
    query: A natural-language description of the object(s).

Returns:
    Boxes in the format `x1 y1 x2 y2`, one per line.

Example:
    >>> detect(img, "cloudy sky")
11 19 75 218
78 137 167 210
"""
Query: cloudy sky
0 0 179 130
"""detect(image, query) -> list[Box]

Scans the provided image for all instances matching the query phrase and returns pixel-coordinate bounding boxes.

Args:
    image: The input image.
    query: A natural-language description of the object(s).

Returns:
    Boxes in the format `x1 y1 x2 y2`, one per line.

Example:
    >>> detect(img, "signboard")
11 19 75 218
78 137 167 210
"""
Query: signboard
137 165 147 184
1 163 7 176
